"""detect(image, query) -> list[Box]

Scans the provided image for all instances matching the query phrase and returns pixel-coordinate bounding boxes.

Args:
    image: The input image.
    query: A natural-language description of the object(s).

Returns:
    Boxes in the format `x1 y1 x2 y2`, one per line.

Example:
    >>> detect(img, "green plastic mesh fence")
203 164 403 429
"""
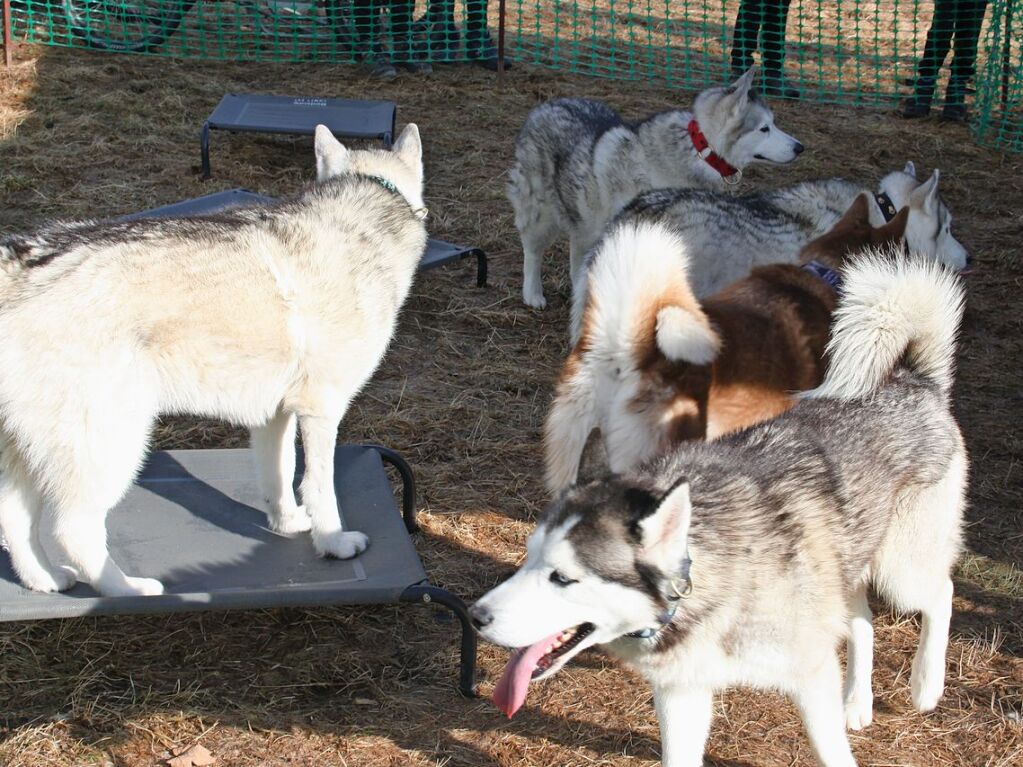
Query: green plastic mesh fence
4 1 495 64
2 0 1021 151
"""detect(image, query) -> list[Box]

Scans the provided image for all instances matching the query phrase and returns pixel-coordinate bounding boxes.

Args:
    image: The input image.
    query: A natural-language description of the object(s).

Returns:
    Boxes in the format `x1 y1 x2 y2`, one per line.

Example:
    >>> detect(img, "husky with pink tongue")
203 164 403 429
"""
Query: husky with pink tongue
469 256 968 767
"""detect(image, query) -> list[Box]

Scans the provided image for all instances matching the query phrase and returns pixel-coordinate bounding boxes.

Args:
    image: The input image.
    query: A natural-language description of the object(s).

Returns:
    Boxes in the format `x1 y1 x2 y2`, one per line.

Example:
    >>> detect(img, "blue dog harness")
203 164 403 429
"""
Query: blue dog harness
801 260 843 292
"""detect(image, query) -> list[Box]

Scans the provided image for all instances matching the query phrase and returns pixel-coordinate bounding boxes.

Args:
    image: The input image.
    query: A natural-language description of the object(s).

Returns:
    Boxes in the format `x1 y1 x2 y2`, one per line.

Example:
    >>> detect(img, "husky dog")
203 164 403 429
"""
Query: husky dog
546 195 909 492
570 162 967 336
472 256 967 767
508 67 805 309
0 124 427 597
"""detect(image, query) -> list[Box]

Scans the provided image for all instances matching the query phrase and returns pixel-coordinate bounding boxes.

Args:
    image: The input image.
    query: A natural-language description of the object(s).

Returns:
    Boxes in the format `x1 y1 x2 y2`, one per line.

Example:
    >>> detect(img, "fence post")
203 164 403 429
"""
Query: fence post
497 0 506 85
1004 0 1014 107
2 0 13 67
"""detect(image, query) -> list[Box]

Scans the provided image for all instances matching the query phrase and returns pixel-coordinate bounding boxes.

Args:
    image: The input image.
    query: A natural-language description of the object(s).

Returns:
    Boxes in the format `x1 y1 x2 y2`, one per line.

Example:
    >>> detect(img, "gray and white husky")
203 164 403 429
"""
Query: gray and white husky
570 162 969 340
472 255 967 767
508 67 805 309
0 124 427 597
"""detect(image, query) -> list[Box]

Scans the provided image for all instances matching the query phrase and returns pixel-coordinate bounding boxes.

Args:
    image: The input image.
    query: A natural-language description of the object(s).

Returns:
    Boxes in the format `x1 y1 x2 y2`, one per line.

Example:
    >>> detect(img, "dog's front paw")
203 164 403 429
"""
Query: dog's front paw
843 690 873 730
522 285 547 310
120 577 165 597
270 505 312 535
910 658 944 713
20 564 77 593
315 530 369 560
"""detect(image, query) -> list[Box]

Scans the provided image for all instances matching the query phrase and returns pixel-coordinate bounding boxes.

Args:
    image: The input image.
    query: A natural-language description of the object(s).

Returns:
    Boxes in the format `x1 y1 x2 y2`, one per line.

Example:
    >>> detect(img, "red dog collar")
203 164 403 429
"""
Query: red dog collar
687 120 741 182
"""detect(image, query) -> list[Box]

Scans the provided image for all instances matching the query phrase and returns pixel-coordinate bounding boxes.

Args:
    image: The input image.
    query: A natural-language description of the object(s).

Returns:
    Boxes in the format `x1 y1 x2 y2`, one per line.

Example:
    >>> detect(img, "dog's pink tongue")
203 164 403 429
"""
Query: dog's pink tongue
492 631 562 718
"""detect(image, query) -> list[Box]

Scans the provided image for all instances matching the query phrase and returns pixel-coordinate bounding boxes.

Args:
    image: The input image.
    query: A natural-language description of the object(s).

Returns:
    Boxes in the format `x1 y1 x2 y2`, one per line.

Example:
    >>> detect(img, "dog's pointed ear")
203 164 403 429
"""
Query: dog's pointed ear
315 124 349 181
393 123 423 169
638 479 692 571
875 205 910 245
911 169 941 215
841 193 872 228
903 160 917 179
726 66 757 100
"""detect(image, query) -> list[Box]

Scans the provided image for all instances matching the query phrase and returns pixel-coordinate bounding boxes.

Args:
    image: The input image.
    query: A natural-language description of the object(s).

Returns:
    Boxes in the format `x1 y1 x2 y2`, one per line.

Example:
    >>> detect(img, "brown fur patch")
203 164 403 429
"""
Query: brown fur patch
560 290 600 386
631 194 910 446
630 279 715 446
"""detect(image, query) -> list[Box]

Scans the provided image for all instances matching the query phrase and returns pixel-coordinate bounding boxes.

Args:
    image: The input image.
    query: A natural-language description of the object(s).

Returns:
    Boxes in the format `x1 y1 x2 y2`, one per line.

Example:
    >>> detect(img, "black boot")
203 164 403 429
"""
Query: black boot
902 76 935 118
942 76 970 121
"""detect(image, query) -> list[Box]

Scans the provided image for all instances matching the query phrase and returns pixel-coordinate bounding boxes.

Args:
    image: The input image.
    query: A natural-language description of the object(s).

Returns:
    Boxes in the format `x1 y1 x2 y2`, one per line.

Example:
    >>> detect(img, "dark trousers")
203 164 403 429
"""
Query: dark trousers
917 0 989 82
730 0 794 76
324 0 417 58
426 0 490 48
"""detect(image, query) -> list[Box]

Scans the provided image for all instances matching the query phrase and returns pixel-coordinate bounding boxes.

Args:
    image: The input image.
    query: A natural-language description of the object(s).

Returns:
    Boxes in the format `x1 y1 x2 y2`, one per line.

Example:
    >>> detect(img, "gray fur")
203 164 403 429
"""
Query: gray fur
567 169 969 341
473 257 967 766
509 70 805 309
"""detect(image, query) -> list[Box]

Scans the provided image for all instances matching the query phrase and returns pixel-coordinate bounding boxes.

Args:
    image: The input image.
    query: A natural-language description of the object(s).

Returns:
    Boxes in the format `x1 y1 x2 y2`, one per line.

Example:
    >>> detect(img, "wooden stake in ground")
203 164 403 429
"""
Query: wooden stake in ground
3 0 14 67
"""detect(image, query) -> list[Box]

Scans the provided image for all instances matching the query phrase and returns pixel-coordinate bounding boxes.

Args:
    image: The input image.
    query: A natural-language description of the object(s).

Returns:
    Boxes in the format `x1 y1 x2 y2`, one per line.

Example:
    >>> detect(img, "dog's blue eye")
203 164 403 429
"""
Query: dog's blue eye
550 570 577 586
760 126 770 133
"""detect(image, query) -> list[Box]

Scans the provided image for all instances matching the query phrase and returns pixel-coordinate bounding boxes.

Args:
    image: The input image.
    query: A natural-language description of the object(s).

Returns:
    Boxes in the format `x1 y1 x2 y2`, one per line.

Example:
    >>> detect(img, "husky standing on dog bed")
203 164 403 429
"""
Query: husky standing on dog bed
0 124 427 597
508 67 805 310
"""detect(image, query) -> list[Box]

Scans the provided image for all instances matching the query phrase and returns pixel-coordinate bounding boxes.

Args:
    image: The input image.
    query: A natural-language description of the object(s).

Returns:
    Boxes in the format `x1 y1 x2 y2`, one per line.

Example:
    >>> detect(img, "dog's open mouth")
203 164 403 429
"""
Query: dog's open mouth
492 622 595 718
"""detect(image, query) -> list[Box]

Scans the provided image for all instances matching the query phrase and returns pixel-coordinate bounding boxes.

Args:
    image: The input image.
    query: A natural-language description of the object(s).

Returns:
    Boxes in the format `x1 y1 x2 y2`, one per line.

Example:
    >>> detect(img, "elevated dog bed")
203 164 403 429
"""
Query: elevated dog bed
0 446 477 696
119 189 488 286
201 94 397 180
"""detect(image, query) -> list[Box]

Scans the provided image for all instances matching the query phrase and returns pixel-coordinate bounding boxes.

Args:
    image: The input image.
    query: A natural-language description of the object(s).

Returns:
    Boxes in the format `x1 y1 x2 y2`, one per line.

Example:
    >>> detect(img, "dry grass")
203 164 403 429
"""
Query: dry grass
0 43 1021 767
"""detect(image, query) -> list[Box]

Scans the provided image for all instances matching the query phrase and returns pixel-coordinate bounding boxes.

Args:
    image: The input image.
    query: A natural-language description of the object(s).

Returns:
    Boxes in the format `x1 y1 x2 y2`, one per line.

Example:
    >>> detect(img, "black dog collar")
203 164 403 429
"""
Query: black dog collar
874 191 898 223
626 552 693 640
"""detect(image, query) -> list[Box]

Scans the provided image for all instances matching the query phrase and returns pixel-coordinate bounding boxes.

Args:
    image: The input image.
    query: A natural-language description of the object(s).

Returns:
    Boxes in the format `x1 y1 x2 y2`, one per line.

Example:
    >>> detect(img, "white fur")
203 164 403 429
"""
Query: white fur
0 125 427 596
545 223 718 492
656 306 718 363
806 253 965 400
476 439 966 767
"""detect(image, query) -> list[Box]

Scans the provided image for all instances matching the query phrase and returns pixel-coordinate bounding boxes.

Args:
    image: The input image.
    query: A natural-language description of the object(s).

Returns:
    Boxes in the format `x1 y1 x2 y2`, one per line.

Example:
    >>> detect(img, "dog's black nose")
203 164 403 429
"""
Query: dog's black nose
469 604 493 631
793 142 805 155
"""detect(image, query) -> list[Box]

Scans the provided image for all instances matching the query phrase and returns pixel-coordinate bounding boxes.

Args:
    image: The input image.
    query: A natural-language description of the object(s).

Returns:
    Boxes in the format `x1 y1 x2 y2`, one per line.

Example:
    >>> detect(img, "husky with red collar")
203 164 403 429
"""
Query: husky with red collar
508 67 805 309
472 255 967 766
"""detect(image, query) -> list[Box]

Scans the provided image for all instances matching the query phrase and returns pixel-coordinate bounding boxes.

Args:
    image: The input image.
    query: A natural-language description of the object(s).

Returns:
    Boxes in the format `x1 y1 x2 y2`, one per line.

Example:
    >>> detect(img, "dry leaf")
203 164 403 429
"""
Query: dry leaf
166 744 215 767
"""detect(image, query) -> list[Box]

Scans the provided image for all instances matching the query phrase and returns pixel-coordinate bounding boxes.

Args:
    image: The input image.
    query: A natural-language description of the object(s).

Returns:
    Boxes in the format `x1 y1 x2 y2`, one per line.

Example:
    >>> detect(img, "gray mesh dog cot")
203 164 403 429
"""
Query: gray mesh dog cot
118 189 488 287
200 94 398 180
0 446 479 697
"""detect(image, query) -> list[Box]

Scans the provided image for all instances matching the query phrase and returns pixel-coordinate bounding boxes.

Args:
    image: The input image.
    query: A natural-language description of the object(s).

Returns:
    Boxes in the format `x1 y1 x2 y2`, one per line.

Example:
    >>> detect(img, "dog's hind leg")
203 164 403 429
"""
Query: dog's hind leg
652 683 713 767
43 390 162 597
792 654 858 767
843 582 874 730
519 216 558 310
510 164 559 310
544 364 597 493
0 449 76 593
568 230 598 288
873 450 965 713
251 409 310 535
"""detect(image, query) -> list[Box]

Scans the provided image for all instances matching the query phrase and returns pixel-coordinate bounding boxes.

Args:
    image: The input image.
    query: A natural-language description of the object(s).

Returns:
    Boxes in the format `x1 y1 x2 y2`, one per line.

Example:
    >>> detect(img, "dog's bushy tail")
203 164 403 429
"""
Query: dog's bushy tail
587 221 719 366
545 222 717 492
806 252 965 400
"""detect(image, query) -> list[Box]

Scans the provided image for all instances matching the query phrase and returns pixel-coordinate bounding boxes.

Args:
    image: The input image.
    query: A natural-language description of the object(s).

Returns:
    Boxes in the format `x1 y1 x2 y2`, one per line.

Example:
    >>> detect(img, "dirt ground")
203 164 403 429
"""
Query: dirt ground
0 45 1021 767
